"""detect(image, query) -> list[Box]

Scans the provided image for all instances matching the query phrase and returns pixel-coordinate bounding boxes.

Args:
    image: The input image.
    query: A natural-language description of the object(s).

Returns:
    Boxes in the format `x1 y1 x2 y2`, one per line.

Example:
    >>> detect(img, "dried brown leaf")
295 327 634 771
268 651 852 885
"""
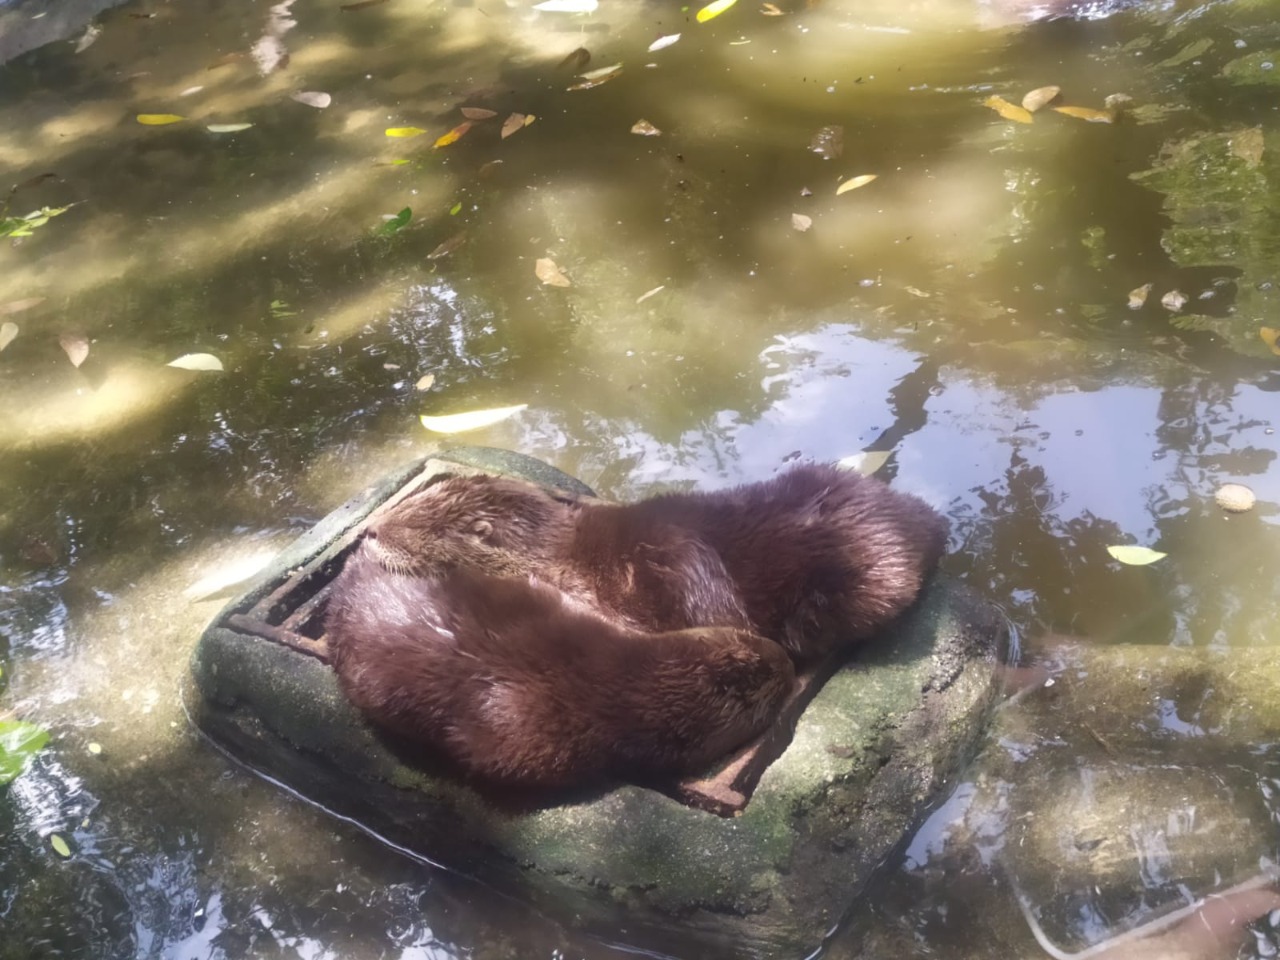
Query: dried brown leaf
427 232 467 260
461 107 498 120
631 119 661 136
791 213 812 232
558 47 591 71
0 298 45 316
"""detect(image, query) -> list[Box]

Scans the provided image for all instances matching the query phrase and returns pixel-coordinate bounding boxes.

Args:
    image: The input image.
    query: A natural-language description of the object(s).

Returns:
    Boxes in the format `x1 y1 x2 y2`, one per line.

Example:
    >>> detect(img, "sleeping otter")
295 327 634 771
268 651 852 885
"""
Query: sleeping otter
364 463 948 665
325 546 795 790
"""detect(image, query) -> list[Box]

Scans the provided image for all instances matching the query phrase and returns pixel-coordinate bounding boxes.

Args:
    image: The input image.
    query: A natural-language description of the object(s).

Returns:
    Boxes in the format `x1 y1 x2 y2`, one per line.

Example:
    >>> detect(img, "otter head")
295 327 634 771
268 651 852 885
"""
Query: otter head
361 474 569 576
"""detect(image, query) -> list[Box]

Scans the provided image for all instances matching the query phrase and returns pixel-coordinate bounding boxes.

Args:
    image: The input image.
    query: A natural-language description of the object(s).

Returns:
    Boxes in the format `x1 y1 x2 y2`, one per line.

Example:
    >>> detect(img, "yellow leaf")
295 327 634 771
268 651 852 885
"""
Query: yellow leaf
535 258 572 287
50 834 71 857
983 96 1033 124
385 127 427 138
1260 327 1280 356
1127 283 1152 309
433 121 473 148
137 114 186 125
696 0 739 21
835 174 876 195
420 404 528 434
0 322 16 352
1020 85 1060 112
1106 545 1166 566
1053 105 1114 123
167 352 224 371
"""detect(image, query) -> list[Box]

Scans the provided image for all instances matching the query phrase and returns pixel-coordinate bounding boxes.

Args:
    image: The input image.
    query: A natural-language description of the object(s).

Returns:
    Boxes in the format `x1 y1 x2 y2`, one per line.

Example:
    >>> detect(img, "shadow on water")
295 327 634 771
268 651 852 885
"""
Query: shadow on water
3 0 1280 955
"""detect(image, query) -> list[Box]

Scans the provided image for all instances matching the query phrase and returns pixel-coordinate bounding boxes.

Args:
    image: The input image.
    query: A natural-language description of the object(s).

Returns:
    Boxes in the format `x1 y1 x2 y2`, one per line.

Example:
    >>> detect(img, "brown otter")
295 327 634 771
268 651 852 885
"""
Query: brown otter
325 546 795 790
364 463 948 665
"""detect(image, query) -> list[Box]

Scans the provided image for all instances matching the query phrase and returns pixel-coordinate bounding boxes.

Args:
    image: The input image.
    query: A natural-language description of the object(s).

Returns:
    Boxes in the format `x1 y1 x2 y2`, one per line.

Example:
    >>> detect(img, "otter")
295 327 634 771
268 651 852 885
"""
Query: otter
325 545 795 790
363 463 948 665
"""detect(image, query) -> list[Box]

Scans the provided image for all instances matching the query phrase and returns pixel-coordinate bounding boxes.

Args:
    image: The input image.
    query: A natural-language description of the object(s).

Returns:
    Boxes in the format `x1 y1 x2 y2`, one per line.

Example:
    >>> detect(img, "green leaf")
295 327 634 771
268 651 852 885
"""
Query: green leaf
0 720 50 785
50 834 71 858
1106 545 1167 566
379 207 411 235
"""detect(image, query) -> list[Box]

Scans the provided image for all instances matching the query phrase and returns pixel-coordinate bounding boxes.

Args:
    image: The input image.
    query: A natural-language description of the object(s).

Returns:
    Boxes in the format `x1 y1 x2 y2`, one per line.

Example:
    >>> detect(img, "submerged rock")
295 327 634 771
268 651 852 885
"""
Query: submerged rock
187 446 1007 958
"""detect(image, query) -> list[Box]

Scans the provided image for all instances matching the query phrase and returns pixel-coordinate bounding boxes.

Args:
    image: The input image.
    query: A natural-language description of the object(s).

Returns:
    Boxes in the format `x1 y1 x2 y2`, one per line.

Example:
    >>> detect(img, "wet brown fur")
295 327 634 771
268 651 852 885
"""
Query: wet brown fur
325 547 795 790
365 463 949 664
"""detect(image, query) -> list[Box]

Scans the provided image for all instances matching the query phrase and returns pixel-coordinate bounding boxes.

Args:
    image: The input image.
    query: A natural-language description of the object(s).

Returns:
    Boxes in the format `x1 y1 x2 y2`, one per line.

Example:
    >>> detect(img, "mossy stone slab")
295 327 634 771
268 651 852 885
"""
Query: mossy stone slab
188 446 1008 958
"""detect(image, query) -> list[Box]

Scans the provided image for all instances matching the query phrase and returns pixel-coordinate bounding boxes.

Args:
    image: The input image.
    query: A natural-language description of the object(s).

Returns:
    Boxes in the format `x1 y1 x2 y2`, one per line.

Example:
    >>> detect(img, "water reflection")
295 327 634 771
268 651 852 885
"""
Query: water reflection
2 0 1280 956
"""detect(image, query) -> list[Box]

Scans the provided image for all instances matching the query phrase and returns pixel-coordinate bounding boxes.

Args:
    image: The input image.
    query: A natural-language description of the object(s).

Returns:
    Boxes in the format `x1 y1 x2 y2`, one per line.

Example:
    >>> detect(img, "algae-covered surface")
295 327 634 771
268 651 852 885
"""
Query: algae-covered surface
190 447 1007 959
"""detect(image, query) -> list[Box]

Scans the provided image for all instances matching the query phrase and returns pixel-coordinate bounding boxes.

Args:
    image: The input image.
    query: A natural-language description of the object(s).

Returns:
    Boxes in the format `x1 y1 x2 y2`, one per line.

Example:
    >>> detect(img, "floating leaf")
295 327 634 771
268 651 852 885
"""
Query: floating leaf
836 451 891 476
0 720 49 785
478 159 505 177
0 298 44 316
983 96 1033 124
761 2 784 12
183 550 276 600
1127 283 1152 309
291 91 332 109
385 126 427 138
1053 105 1114 123
415 373 436 391
74 24 101 54
809 124 844 159
427 232 467 259
1161 289 1187 312
558 47 591 71
420 404 528 434
631 119 661 136
835 174 877 195
1020 85 1061 112
341 0 389 10
206 123 253 133
648 33 681 52
449 201 462 215
378 207 412 235
461 107 497 120
59 333 89 368
1230 126 1265 168
501 113 529 139
568 64 622 90
533 0 598 10
791 213 812 232
137 113 185 125
1260 327 1280 357
636 285 665 304
434 121 473 148
1106 545 1166 566
50 834 71 858
696 0 739 22
207 51 246 70
167 352 224 371
180 85 205 97
0 322 16 352
87 742 102 755
535 258 571 287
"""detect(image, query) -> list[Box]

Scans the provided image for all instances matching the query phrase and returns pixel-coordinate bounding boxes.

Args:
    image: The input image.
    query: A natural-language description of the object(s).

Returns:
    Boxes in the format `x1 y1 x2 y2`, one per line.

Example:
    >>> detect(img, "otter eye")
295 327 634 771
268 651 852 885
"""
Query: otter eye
365 529 378 540
471 519 493 539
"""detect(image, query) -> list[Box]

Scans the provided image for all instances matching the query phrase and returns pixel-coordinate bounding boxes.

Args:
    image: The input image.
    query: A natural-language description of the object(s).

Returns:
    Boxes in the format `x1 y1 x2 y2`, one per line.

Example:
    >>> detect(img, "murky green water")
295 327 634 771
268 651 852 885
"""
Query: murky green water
3 0 1280 956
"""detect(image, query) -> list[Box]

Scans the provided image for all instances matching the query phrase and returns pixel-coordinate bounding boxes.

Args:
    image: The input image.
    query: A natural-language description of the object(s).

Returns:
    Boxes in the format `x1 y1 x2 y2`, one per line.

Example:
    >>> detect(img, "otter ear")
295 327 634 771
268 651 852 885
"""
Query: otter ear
470 519 494 540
